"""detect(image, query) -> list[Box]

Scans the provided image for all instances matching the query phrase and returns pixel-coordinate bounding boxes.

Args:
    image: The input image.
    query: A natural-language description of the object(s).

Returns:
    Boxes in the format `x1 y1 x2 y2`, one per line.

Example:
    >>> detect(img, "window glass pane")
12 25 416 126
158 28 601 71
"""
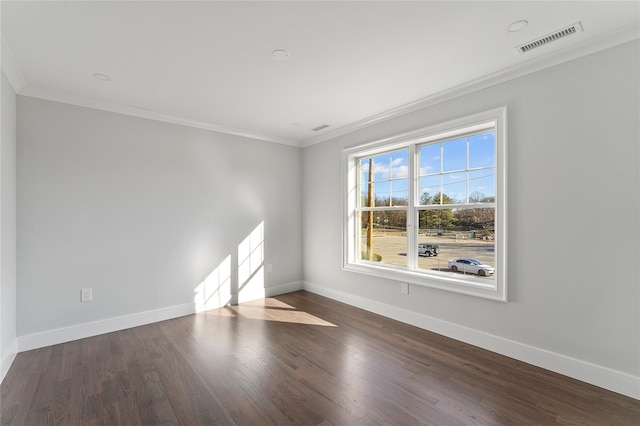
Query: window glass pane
391 151 409 179
375 195 390 206
443 172 467 204
391 179 408 206
469 170 495 201
419 144 440 175
374 181 390 206
359 210 407 267
374 153 392 181
417 207 495 279
359 150 410 207
469 133 495 169
419 175 441 204
430 192 455 206
418 208 457 234
443 138 466 172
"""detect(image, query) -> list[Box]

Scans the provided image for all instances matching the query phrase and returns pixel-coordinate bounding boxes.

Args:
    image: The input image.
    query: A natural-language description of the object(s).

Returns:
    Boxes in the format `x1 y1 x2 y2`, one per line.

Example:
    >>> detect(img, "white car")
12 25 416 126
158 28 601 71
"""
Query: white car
448 258 495 276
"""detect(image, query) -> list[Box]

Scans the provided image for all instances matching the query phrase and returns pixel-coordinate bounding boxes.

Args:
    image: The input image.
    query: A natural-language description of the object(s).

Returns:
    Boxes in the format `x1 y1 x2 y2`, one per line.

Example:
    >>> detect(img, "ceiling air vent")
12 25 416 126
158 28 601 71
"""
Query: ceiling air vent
312 124 330 132
517 22 583 54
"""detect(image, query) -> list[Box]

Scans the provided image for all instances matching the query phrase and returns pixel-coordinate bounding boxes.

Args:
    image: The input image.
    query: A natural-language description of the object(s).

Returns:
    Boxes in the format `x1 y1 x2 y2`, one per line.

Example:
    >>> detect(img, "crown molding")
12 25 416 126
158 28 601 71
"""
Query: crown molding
301 22 640 148
18 86 300 147
7 22 638 150
1 34 26 93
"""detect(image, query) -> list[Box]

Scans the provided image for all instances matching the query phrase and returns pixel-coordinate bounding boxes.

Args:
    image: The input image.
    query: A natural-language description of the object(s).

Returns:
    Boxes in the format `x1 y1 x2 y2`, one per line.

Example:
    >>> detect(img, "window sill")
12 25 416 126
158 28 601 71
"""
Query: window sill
343 261 506 302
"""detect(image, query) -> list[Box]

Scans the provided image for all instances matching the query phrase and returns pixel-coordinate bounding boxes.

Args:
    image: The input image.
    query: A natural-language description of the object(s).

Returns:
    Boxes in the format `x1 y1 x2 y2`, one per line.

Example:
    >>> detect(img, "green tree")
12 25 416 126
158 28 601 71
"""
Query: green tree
419 192 457 230
432 192 454 205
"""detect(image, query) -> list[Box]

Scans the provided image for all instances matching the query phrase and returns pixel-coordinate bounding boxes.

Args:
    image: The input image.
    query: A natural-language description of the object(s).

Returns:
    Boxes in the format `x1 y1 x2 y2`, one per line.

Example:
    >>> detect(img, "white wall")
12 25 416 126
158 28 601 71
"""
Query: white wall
17 97 302 337
1 71 17 380
302 41 639 395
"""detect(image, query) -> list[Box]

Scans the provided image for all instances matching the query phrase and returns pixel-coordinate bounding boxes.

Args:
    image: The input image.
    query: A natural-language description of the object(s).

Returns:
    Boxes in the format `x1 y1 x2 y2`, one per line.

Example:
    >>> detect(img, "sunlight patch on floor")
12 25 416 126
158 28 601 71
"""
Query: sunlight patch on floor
240 297 296 310
207 297 336 327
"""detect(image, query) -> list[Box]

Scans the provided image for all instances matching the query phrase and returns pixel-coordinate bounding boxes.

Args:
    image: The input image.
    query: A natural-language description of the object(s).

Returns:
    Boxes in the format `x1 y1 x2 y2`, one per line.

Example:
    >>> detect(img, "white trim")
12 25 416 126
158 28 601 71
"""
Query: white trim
265 281 304 297
17 302 196 352
17 87 299 147
302 281 640 400
1 35 26 93
302 22 640 148
0 338 17 384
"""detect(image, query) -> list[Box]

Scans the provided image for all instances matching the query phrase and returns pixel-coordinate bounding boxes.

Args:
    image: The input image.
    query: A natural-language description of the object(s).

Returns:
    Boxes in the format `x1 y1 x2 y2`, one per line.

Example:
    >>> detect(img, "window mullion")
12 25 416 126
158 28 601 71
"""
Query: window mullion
466 136 470 204
389 156 393 207
407 144 417 269
354 158 362 261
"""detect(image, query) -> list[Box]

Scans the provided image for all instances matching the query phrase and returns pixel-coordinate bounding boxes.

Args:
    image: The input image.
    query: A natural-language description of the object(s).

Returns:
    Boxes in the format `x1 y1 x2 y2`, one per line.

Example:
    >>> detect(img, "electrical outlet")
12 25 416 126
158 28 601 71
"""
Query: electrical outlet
81 288 92 302
400 282 409 295
267 264 272 273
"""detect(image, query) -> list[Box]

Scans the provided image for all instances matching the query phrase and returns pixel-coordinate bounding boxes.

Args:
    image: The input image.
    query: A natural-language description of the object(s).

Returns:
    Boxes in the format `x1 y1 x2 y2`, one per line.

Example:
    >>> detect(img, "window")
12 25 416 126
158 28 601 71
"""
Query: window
343 108 507 301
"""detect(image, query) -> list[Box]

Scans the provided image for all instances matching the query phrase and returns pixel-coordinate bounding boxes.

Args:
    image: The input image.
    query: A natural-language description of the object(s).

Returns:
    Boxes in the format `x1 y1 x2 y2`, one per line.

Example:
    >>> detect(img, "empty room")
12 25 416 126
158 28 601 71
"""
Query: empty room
1 1 639 424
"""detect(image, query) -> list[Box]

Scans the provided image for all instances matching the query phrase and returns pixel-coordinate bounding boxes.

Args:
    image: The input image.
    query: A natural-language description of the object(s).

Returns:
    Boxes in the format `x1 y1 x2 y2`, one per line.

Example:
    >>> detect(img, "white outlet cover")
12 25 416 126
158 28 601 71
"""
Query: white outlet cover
81 288 92 302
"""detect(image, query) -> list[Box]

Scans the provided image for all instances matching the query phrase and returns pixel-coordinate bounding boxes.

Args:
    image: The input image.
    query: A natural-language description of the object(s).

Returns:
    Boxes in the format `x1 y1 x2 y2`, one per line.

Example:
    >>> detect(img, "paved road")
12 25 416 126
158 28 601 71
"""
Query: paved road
361 234 495 279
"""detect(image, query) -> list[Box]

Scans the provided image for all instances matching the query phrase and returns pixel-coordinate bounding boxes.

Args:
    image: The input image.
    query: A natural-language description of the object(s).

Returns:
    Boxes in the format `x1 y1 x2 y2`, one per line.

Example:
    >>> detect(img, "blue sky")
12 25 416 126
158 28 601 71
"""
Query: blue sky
360 132 495 204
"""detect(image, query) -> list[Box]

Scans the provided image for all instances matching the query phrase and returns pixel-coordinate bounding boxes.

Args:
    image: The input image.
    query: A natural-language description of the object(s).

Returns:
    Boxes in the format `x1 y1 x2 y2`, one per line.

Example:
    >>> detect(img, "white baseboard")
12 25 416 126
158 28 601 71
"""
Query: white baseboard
302 281 640 400
12 280 638 399
16 281 305 354
18 302 196 352
1 338 18 383
265 281 304 297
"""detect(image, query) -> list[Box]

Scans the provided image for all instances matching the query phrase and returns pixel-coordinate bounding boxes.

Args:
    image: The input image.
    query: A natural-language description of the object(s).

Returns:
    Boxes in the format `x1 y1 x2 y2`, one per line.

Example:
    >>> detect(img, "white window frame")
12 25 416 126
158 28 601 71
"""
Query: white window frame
343 107 507 301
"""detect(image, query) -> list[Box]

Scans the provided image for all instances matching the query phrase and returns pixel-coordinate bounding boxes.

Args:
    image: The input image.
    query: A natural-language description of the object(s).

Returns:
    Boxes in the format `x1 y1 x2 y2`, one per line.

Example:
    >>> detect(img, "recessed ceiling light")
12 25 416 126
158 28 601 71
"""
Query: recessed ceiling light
92 73 111 81
507 20 529 33
291 123 300 127
272 49 290 61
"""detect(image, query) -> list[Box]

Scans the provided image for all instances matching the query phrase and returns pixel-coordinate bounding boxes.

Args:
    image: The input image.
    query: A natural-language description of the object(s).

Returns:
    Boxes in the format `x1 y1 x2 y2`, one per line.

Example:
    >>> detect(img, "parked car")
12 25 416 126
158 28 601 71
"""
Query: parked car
448 258 495 276
418 243 440 257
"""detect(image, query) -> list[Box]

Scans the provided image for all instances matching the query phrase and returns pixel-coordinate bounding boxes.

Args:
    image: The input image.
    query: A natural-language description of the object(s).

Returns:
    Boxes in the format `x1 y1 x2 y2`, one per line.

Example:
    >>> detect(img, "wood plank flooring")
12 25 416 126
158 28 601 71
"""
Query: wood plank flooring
2 290 639 425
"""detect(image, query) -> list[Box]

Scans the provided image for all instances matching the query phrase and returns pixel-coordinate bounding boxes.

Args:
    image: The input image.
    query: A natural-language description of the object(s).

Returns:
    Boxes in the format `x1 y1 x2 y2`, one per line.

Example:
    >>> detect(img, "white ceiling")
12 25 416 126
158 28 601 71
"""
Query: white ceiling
2 1 639 147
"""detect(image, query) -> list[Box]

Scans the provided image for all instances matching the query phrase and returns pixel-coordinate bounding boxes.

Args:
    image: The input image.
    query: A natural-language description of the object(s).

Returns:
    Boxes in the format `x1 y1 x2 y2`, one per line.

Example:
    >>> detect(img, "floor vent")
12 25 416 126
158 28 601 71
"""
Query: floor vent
312 124 330 132
517 22 583 54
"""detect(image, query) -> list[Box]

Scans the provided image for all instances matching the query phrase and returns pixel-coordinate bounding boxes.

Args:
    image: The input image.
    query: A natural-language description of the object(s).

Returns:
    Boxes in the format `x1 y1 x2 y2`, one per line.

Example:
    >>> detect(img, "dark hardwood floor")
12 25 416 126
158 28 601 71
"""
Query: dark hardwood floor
1 290 639 425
